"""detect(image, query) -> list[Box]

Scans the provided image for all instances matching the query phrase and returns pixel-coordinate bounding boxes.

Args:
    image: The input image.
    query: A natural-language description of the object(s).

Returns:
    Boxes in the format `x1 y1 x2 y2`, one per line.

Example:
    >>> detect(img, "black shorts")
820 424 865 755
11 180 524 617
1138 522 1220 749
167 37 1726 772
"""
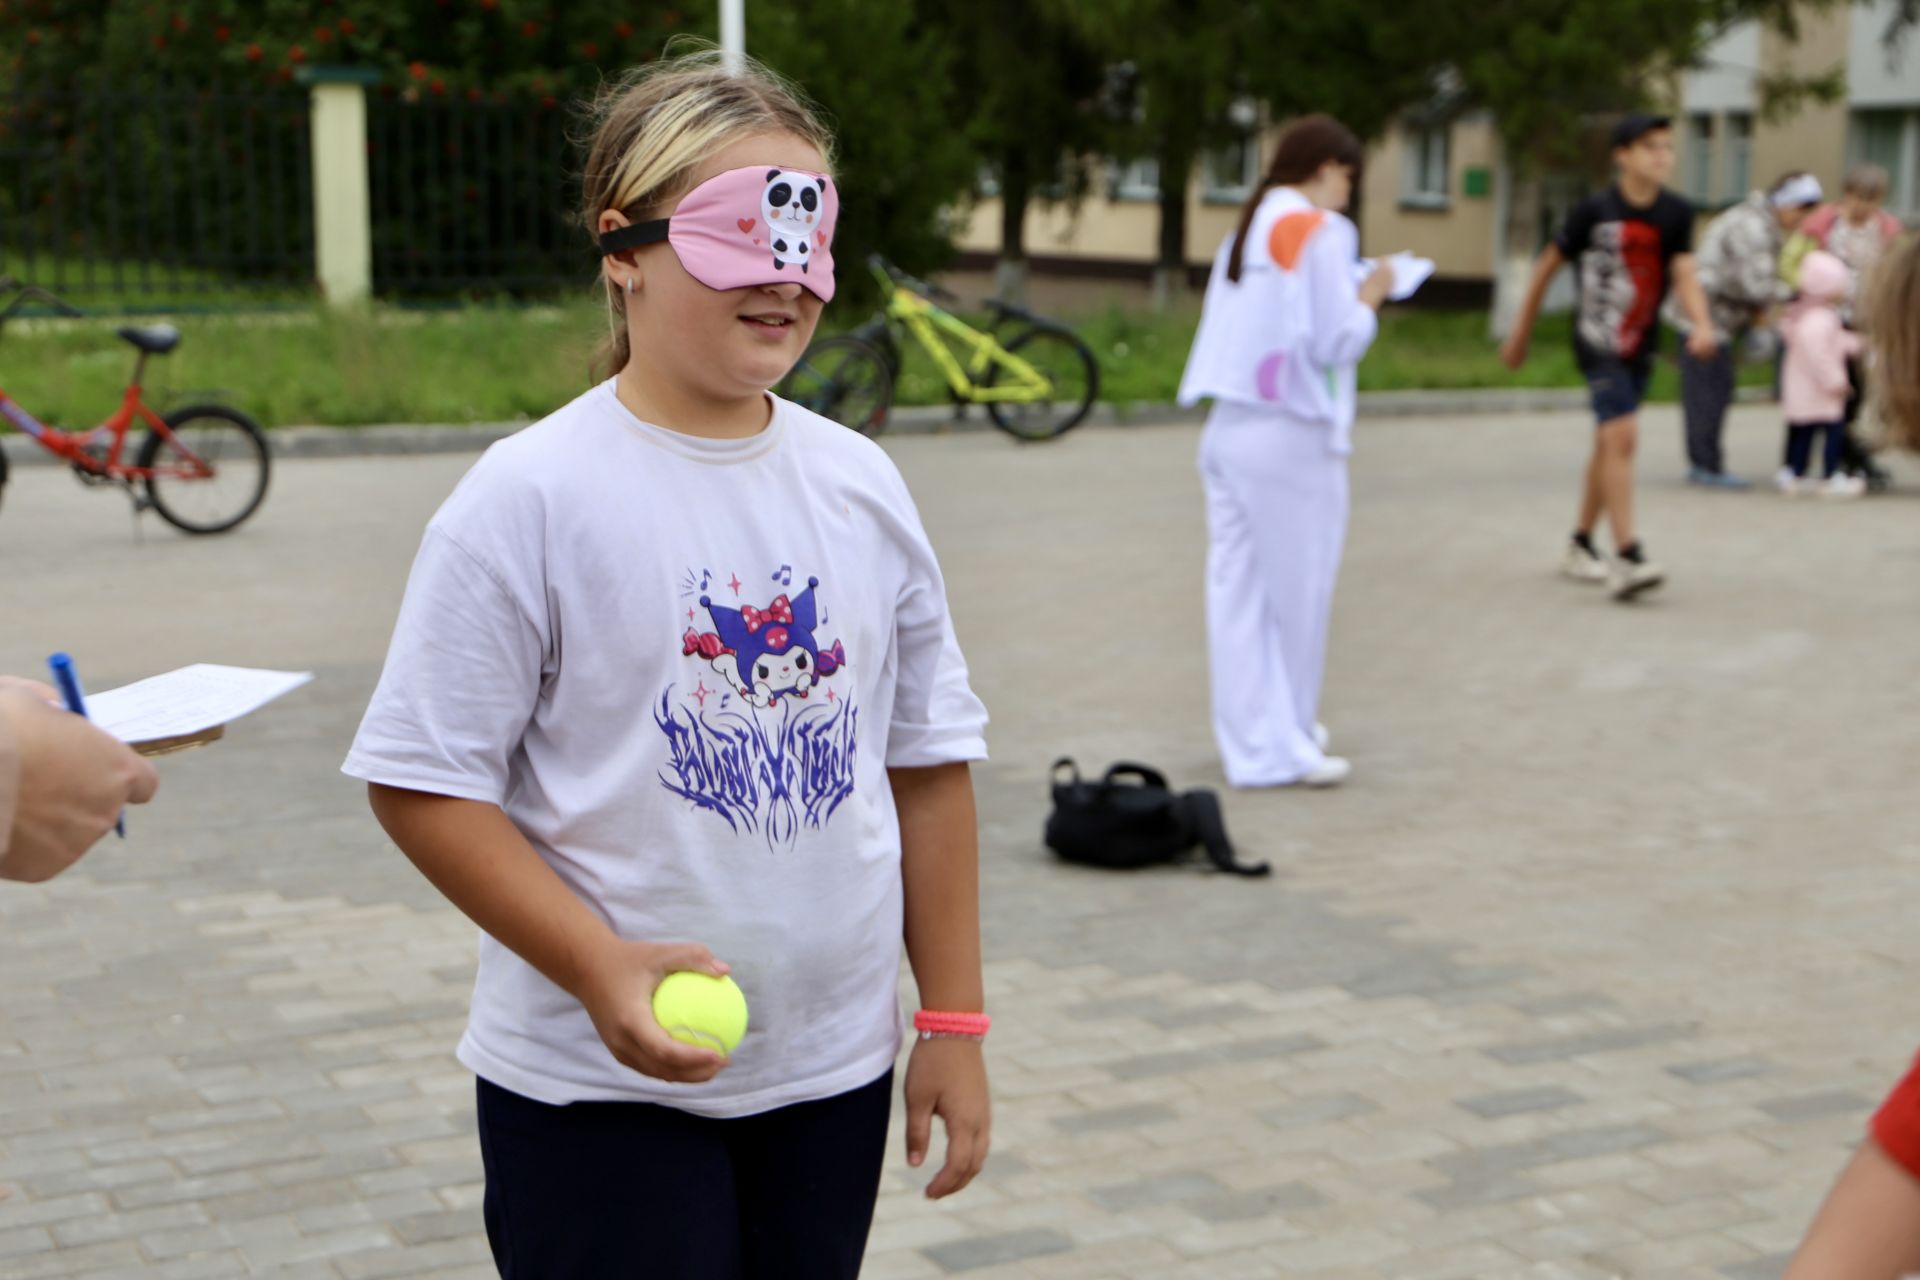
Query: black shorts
476 1070 893 1279
1578 351 1653 424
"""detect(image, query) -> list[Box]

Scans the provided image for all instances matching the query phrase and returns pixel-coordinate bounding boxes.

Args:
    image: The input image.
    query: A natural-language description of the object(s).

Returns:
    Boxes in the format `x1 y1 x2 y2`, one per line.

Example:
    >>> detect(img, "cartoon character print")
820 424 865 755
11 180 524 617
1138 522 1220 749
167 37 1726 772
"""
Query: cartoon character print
761 170 827 275
682 576 847 709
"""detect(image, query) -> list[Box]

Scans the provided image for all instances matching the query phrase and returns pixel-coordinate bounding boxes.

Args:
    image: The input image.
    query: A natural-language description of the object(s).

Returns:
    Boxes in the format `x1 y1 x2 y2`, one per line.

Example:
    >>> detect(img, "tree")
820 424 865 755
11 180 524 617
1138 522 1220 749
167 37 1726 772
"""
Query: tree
1064 0 1446 310
0 0 975 306
1060 0 1252 309
916 0 1108 303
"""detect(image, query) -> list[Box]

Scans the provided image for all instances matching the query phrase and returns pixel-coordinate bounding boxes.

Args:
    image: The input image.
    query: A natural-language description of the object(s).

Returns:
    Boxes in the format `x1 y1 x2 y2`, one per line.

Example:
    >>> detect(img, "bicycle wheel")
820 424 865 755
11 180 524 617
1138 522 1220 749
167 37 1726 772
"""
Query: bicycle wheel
985 326 1100 442
137 404 271 535
778 336 894 437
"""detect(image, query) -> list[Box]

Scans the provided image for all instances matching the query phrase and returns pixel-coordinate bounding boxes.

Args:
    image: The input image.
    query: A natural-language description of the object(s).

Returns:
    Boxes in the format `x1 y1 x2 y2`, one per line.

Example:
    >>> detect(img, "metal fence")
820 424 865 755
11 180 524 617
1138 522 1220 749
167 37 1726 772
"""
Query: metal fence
0 83 592 305
368 94 591 297
0 82 315 302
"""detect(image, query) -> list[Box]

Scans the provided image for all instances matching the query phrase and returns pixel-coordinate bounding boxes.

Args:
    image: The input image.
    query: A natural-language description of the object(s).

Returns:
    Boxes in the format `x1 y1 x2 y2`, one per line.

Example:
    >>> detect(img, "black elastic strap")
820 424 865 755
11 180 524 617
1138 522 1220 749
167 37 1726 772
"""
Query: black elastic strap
598 220 671 256
1181 789 1270 877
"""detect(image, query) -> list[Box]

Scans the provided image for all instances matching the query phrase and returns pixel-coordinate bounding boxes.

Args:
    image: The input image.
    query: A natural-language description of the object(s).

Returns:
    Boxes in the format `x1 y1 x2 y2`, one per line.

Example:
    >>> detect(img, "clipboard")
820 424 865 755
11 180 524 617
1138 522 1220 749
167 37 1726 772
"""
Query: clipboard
131 725 227 757
86 666 313 753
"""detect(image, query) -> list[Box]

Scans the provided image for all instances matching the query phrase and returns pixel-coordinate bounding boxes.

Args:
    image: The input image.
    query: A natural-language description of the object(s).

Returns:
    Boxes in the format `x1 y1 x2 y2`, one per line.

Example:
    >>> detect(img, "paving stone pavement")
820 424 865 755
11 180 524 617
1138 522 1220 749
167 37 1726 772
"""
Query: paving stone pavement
1 403 1917 1278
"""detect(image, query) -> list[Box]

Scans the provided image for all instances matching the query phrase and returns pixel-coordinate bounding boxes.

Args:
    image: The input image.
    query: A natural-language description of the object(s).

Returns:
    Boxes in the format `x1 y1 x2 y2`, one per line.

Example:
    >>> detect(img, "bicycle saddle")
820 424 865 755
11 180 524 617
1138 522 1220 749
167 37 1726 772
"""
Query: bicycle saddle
116 324 181 355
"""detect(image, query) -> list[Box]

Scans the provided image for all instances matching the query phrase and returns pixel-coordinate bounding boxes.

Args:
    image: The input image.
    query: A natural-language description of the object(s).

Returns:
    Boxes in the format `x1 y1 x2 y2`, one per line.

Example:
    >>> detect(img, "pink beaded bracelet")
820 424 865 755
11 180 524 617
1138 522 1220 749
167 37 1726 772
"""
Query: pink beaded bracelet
914 1010 991 1041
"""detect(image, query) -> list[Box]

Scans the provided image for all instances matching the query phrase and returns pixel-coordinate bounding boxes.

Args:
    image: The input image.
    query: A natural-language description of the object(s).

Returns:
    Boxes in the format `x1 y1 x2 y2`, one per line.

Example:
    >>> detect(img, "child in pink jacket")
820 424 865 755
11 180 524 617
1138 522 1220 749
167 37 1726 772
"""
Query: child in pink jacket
1777 249 1866 497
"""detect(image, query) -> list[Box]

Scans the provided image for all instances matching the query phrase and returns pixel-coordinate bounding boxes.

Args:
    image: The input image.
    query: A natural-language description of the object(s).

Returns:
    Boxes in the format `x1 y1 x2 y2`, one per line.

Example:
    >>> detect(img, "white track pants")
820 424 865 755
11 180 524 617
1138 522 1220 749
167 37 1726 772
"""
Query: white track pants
1198 404 1349 787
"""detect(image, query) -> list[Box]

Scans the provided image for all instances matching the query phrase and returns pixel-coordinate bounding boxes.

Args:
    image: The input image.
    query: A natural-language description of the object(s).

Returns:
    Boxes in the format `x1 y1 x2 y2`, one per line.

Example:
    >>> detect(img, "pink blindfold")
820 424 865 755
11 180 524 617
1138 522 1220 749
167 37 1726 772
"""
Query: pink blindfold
598 166 839 302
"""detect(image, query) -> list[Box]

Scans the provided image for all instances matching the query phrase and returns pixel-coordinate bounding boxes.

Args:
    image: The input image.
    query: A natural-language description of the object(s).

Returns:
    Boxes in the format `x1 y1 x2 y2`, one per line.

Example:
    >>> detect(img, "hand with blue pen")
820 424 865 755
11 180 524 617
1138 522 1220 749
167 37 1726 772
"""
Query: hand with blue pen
0 670 159 884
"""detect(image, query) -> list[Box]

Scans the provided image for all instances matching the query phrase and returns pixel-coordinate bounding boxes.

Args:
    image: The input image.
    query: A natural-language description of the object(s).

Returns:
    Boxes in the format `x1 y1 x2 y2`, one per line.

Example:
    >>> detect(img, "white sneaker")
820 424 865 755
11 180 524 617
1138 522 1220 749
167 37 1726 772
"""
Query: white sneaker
1299 757 1351 788
1611 556 1666 601
1313 722 1331 752
1775 467 1811 497
1561 541 1610 584
1821 473 1866 500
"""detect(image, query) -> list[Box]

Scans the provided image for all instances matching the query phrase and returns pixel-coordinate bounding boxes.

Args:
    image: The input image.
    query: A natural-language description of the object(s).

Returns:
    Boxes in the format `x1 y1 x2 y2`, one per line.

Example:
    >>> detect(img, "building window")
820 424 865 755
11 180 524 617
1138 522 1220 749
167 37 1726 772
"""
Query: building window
1110 156 1160 201
1400 124 1450 208
1202 134 1259 203
1722 112 1752 202
1850 109 1920 219
1683 113 1716 204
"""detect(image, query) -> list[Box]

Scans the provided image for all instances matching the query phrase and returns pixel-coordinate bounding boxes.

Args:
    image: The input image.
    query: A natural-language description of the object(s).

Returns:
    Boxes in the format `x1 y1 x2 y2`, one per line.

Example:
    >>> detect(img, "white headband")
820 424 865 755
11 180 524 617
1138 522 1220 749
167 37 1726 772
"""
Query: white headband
1771 175 1824 208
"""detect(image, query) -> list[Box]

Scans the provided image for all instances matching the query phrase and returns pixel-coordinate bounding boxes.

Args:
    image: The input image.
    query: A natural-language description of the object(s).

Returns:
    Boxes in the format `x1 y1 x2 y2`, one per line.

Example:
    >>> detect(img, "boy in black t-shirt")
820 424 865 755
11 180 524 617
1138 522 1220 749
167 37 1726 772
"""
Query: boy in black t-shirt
1501 114 1717 601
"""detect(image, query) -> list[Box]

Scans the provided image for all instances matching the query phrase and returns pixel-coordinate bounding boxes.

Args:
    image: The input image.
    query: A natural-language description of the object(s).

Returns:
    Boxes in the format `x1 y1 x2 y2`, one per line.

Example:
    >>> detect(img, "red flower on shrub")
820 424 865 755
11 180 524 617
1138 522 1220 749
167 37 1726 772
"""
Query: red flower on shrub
151 34 166 50
408 60 427 79
522 20 539 39
213 24 230 41
171 14 187 32
428 78 445 96
287 44 305 63
581 40 599 58
314 26 332 43
245 41 262 61
539 94 556 110
614 20 633 39
337 17 354 34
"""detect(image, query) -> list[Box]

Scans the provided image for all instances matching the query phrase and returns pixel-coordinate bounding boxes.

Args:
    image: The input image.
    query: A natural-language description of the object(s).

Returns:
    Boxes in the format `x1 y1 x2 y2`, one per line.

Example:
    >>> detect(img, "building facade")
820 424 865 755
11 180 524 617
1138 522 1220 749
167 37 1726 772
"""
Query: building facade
951 0 1919 302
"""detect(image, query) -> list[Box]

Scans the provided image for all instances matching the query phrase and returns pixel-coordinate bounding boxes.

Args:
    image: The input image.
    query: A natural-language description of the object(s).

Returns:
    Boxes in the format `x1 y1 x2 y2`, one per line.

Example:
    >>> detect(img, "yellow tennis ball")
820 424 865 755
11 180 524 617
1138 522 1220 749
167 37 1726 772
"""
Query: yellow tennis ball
651 972 749 1056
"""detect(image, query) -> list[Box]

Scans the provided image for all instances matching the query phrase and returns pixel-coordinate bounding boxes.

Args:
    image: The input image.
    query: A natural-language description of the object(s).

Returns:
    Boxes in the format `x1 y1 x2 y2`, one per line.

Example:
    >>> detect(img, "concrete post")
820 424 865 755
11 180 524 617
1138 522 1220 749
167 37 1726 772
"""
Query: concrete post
297 66 381 305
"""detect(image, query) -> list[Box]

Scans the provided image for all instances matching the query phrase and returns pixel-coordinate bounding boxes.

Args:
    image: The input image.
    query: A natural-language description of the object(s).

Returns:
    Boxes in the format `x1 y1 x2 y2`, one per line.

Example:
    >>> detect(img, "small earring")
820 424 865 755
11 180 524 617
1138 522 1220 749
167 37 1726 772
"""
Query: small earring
624 276 635 295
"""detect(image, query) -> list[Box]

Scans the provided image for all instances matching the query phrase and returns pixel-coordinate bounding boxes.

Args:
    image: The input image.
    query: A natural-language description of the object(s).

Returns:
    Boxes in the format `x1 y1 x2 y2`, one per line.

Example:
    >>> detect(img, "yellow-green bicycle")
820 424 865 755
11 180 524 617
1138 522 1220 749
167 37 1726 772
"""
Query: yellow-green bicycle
778 255 1099 441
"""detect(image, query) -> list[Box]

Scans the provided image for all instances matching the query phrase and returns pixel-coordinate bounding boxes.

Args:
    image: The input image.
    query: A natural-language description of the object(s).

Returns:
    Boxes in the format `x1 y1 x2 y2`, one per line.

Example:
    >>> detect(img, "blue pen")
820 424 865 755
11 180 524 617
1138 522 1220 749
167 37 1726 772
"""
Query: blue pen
48 653 125 838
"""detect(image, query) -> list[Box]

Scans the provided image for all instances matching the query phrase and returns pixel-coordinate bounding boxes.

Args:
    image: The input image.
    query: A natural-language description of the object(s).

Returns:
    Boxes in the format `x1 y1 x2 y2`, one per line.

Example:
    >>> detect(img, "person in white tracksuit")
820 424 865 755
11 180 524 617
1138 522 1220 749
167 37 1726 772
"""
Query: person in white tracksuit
1178 115 1391 790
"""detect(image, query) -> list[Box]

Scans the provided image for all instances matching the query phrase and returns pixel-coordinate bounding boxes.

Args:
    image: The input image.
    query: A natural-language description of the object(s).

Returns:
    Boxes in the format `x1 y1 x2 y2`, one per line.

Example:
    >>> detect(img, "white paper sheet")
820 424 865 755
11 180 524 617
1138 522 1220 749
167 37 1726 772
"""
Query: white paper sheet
1353 251 1438 301
86 665 314 745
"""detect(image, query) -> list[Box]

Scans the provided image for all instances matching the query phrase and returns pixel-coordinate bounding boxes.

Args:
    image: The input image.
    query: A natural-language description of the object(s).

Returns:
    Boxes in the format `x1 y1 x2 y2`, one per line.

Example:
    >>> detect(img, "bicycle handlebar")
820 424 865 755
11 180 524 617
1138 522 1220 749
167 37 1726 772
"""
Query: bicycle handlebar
866 253 959 305
0 281 85 336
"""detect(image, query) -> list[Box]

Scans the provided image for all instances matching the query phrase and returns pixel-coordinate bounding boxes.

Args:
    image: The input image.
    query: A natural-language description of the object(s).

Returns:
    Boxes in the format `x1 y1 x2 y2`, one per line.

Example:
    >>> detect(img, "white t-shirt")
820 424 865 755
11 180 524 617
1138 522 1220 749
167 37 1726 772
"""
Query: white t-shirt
342 381 989 1118
1177 186 1378 453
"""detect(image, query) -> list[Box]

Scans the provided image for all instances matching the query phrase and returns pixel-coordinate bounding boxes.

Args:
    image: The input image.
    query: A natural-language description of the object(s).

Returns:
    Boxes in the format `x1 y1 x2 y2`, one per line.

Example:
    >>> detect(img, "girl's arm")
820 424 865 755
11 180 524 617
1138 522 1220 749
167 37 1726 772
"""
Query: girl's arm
1785 1139 1920 1279
894 761 990 1200
369 784 730 1084
1300 217 1380 370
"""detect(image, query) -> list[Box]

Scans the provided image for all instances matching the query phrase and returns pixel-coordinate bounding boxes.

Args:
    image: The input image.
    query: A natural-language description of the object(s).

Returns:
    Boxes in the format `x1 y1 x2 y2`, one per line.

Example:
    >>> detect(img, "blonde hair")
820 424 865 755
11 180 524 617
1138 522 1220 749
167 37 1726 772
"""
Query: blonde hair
578 45 835 379
1866 231 1920 451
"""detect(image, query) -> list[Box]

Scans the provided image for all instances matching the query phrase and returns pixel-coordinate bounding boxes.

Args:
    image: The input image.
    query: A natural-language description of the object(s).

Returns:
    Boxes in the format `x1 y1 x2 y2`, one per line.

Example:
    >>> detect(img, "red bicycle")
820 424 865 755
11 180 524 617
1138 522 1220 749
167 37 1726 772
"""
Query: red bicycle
0 278 270 534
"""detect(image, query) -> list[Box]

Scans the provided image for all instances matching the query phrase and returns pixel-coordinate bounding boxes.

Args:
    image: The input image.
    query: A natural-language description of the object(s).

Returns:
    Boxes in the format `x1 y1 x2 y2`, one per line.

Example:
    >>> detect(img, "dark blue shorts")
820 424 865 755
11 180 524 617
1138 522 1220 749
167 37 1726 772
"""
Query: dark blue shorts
1580 353 1653 424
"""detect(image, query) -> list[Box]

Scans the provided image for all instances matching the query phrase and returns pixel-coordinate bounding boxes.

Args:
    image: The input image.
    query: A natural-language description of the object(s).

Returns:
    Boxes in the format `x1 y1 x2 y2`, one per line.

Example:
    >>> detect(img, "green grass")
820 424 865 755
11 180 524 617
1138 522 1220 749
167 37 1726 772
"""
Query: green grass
0 299 1772 430
0 304 602 430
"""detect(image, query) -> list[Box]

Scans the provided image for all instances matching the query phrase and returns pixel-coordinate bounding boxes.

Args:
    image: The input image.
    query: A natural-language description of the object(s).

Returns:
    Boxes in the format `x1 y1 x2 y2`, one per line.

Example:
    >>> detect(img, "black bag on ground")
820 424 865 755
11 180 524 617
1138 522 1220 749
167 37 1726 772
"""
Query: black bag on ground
1044 758 1270 877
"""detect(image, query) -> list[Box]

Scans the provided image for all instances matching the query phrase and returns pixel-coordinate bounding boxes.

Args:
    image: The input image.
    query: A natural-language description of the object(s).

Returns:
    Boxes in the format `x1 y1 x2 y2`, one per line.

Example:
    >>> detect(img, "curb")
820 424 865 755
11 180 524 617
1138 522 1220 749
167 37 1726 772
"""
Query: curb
1 386 1775 466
